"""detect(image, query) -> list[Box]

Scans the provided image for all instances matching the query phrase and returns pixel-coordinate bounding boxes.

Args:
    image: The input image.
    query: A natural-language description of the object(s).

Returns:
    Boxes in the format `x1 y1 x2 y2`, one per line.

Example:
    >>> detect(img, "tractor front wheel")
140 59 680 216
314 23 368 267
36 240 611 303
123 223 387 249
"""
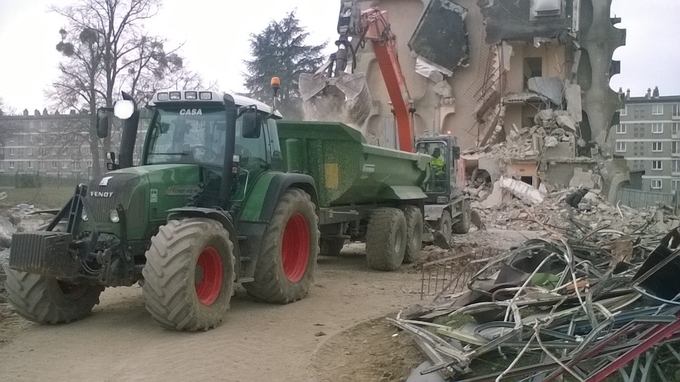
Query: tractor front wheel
243 188 319 304
3 265 103 324
142 218 234 331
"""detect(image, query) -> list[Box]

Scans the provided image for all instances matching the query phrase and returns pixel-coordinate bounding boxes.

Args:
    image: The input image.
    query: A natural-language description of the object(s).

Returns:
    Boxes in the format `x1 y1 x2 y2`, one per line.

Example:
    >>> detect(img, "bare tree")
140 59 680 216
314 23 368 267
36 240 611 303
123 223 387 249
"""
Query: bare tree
48 0 207 177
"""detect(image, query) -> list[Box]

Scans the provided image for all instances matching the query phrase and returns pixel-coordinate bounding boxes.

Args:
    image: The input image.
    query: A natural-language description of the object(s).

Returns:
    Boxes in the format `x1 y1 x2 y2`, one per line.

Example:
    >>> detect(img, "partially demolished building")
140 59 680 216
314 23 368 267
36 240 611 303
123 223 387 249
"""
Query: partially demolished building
351 0 628 201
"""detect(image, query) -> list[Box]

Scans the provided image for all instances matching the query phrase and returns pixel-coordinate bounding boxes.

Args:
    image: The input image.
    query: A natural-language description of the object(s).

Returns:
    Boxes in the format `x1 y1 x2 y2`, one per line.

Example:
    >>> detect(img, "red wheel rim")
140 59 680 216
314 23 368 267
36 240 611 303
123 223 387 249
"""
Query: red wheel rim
282 212 310 283
195 246 223 306
57 281 89 300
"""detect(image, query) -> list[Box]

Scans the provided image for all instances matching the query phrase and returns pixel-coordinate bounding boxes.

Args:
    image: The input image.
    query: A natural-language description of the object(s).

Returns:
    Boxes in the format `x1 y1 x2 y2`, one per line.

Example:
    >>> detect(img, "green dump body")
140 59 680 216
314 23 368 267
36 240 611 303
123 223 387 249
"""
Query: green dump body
277 121 430 208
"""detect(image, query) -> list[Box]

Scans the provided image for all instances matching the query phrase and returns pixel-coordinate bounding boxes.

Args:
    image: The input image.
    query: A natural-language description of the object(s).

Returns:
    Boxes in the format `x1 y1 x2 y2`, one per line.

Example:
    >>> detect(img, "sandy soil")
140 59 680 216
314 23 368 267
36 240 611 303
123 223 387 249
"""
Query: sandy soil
0 229 538 381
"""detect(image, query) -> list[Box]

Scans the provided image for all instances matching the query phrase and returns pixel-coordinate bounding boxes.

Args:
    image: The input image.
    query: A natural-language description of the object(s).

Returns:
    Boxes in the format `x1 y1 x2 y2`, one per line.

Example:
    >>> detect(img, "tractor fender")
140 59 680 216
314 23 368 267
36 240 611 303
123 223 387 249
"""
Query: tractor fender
165 207 241 270
239 172 318 224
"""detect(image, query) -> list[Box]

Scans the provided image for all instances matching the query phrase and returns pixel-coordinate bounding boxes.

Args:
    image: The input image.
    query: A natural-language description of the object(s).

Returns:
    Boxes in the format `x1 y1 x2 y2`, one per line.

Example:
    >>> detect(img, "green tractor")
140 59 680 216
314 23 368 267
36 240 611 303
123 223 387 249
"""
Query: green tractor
4 91 320 331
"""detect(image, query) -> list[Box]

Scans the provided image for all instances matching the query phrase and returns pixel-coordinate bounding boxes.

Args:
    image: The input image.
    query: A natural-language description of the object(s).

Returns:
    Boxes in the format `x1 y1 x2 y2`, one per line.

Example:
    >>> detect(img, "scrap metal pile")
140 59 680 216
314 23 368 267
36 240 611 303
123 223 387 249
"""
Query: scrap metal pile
392 225 680 381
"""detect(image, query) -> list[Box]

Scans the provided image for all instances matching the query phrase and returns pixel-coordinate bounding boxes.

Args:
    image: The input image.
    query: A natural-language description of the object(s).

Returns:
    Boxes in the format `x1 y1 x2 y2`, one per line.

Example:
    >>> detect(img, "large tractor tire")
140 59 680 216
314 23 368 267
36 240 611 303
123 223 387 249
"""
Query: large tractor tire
365 208 407 271
3 264 103 324
320 238 345 256
401 206 423 264
437 210 453 245
452 199 471 234
243 188 319 304
142 218 234 331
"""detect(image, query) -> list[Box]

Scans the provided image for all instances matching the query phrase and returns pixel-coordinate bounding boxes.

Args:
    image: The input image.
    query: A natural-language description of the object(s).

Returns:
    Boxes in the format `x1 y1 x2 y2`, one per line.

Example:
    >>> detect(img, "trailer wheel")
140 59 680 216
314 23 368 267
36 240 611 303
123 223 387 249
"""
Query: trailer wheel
320 238 345 256
366 208 407 271
452 199 471 234
401 206 423 264
244 188 319 304
437 211 453 244
142 218 234 331
3 264 103 324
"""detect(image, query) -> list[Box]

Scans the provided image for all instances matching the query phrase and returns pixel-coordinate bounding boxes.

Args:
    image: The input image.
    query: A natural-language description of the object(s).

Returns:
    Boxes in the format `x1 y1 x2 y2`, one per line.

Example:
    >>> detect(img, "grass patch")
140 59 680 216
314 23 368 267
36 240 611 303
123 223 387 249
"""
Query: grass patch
0 187 73 209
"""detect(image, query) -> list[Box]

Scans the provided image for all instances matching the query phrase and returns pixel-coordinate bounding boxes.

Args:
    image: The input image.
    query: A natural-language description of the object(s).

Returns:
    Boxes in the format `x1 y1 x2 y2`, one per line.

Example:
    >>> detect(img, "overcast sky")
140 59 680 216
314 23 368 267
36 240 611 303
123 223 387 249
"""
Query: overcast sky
0 0 678 112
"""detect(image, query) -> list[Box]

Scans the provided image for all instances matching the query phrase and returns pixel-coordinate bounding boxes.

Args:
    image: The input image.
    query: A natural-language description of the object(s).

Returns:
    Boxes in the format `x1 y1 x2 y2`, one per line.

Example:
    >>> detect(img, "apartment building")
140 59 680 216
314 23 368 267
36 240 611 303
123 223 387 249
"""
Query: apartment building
0 109 95 178
611 92 680 193
0 108 149 181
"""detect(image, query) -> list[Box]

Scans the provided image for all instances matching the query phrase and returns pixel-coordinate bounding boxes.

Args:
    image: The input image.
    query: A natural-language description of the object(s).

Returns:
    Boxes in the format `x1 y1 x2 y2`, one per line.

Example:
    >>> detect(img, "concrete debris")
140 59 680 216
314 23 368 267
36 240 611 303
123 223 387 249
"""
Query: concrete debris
395 225 680 381
499 176 544 205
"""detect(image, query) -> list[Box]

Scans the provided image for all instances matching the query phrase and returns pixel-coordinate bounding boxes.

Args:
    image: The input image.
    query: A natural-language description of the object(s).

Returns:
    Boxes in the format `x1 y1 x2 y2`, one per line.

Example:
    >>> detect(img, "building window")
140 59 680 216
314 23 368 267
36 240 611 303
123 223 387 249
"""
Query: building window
651 179 663 189
652 142 663 152
27 161 32 169
652 123 664 134
673 180 680 191
673 104 680 118
620 106 627 116
675 142 680 155
616 142 627 152
9 148 14 156
39 161 45 170
673 123 680 136
8 161 15 169
652 160 663 170
615 124 626 134
652 104 664 115
52 161 58 169
673 160 680 173
27 148 32 156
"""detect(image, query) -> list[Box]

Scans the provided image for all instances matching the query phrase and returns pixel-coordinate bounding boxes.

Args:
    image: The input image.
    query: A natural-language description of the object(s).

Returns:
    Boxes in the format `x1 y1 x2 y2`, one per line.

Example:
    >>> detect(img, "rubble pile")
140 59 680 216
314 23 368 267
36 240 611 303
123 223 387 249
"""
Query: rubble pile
392 224 680 381
472 187 677 239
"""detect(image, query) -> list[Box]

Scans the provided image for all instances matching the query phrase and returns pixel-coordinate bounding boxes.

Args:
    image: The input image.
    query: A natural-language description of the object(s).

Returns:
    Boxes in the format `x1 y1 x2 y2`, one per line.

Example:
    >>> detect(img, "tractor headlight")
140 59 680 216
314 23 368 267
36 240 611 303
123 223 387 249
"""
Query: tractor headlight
81 211 89 221
109 209 120 223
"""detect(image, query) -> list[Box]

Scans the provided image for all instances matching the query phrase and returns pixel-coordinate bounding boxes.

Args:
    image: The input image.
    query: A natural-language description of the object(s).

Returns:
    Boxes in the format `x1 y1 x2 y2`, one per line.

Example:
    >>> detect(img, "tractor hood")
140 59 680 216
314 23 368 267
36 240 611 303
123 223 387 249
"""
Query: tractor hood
87 164 201 240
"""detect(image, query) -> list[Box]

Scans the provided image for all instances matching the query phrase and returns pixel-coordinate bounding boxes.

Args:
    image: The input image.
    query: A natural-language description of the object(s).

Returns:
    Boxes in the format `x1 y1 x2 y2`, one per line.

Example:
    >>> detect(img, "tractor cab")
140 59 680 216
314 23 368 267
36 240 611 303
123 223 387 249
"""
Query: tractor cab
416 135 462 205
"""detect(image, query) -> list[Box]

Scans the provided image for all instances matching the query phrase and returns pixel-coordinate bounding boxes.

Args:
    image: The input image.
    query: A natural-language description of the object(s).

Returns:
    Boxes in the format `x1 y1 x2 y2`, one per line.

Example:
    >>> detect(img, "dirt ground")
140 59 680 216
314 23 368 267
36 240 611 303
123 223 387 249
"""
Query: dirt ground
0 229 540 381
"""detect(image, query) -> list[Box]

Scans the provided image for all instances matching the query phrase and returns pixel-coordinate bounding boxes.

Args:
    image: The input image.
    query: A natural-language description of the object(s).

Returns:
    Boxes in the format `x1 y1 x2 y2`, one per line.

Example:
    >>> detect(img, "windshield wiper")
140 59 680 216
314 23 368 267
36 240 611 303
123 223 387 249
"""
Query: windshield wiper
149 152 188 156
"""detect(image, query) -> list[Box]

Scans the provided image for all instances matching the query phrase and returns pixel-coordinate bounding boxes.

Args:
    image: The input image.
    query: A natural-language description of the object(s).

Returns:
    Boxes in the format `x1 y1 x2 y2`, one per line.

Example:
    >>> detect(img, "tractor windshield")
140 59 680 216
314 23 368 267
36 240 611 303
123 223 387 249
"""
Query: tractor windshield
146 107 228 167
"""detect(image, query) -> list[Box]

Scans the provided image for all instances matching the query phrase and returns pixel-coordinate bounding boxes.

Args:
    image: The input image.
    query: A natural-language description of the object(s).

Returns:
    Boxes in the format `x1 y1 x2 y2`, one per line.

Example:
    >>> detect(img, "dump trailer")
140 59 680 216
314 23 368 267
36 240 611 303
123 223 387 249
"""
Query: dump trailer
4 90 430 331
278 120 431 266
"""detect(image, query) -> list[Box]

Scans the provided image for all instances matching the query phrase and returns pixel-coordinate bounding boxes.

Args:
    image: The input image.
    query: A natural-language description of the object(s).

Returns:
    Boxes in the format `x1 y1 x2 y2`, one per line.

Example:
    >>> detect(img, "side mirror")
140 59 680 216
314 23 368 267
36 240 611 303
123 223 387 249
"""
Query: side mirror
452 146 461 160
106 152 119 171
242 111 262 139
96 109 110 139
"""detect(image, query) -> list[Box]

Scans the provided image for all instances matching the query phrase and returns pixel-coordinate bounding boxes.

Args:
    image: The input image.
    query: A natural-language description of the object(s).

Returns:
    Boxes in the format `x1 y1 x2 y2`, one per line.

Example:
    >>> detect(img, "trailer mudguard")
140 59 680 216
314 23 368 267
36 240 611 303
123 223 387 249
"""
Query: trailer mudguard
238 172 318 224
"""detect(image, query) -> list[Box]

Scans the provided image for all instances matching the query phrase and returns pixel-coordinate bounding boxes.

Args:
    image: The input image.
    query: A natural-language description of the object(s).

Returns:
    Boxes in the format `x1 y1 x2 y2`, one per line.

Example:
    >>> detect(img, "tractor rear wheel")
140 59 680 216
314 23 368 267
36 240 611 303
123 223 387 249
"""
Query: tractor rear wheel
142 218 234 331
243 188 319 304
3 264 103 324
320 238 345 256
366 208 407 271
452 199 471 234
401 206 423 264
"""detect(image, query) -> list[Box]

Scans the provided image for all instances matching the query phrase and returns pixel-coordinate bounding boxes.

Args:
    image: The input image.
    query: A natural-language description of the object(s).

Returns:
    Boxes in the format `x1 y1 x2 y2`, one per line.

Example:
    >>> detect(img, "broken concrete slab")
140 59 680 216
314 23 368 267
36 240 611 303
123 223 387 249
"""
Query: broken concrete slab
500 176 544 205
